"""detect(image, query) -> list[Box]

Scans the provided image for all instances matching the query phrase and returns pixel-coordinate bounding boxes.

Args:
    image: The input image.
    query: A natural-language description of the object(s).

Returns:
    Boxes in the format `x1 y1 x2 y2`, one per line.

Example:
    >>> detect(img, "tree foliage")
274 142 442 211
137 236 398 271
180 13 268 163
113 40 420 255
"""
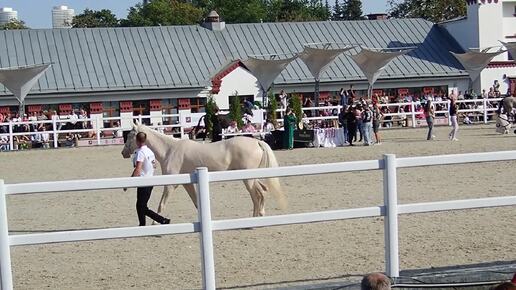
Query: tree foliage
265 0 330 22
289 94 303 125
0 19 29 30
267 90 278 127
204 95 218 139
388 0 466 23
121 0 204 27
229 92 244 128
72 9 119 28
341 0 363 20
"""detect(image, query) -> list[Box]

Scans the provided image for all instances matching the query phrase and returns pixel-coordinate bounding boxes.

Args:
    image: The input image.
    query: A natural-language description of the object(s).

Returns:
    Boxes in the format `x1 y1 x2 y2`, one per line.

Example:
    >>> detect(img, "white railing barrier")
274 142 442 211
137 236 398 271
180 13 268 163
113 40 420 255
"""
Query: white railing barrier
1 151 516 289
0 98 504 151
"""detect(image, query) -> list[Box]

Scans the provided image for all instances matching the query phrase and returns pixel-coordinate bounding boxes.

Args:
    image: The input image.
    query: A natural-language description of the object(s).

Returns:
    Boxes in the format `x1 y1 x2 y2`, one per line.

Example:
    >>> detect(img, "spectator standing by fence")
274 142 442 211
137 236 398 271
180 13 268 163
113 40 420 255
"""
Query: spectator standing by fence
283 108 296 150
346 106 357 146
449 97 459 141
361 104 373 146
372 103 383 144
424 99 435 140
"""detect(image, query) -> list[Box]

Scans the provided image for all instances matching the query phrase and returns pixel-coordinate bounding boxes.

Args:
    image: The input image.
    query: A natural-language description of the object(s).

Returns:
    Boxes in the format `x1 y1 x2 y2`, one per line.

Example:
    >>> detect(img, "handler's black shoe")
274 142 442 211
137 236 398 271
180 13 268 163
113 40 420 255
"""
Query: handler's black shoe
162 218 171 225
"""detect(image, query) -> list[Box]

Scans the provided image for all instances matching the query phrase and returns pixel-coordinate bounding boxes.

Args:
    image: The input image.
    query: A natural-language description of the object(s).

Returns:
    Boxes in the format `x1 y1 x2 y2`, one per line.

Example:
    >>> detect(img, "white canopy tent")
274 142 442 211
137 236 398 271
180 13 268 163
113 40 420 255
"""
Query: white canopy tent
0 64 51 116
243 55 298 107
450 50 506 88
299 44 354 107
500 41 516 63
349 48 412 97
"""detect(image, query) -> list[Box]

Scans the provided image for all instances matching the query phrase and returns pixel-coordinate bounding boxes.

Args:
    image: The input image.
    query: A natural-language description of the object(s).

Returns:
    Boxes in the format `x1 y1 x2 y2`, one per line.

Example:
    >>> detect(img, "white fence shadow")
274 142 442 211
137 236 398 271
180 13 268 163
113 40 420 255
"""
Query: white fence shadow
1 151 516 289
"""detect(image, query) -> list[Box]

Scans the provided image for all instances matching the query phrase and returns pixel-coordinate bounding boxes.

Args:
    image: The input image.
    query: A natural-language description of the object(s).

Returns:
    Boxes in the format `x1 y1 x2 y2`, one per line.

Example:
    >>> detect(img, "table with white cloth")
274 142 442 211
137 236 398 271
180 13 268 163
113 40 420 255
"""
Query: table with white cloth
313 127 346 148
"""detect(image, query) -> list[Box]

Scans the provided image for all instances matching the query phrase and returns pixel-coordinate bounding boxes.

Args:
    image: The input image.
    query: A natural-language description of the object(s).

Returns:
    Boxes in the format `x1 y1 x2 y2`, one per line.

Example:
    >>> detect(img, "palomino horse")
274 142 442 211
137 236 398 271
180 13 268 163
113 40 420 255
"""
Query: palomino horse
121 123 286 218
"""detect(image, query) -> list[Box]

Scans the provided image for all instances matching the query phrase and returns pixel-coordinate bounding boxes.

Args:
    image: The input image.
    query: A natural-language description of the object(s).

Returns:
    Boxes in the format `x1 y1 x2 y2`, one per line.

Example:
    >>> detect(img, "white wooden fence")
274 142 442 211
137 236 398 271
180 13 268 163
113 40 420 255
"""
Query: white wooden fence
0 98 505 151
1 151 516 290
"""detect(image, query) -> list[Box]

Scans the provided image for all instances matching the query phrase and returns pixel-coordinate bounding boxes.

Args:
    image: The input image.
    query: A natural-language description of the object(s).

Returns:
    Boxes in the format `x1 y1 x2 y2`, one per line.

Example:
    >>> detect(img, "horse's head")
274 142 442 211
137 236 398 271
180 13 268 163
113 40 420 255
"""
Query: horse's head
121 122 140 159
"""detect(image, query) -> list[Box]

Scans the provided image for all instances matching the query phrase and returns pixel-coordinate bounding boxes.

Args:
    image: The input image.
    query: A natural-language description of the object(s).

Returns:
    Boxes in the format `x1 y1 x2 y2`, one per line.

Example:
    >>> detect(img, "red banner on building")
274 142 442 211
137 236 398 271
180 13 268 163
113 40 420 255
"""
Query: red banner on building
178 98 191 110
150 100 162 111
59 104 72 115
27 105 42 113
0 106 10 115
120 101 133 113
90 102 103 114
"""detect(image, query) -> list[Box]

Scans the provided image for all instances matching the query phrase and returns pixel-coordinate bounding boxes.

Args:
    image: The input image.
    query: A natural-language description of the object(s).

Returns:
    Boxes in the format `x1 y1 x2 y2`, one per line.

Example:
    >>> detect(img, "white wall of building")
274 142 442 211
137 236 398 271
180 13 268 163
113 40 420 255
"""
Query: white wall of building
212 66 263 110
442 0 516 92
480 66 515 93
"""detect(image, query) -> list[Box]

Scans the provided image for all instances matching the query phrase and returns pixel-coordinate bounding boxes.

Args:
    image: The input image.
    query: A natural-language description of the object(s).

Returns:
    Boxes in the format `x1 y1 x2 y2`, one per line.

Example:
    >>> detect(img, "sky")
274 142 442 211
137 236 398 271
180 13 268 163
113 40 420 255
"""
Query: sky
0 0 390 29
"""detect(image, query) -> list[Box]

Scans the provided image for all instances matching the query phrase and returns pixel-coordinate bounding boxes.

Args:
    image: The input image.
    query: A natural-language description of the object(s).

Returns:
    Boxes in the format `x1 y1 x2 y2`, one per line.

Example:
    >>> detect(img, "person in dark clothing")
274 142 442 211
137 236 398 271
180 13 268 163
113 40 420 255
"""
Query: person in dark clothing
211 107 222 142
346 106 357 146
127 132 170 226
338 106 348 144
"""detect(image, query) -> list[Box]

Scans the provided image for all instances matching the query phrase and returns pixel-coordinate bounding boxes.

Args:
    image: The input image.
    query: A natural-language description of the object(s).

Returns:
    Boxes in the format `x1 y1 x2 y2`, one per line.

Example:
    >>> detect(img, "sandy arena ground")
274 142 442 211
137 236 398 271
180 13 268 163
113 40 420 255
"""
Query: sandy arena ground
0 125 515 289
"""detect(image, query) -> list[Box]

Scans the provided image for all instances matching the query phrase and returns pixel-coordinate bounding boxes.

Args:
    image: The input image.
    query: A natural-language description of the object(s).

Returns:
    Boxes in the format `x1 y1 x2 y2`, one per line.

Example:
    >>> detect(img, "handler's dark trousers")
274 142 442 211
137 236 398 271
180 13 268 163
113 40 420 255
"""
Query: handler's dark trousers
136 186 167 226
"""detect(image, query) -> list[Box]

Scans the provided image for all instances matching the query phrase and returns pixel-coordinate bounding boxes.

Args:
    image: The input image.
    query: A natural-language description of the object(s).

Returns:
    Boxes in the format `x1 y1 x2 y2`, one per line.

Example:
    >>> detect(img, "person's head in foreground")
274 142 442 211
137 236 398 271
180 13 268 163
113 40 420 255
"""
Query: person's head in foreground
136 132 146 148
492 282 516 290
361 273 391 290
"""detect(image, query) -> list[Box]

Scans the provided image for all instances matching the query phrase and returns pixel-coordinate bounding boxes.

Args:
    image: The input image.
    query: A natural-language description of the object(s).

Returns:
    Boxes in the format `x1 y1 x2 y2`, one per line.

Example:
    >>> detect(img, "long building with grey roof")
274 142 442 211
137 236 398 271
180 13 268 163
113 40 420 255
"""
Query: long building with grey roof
0 16 474 116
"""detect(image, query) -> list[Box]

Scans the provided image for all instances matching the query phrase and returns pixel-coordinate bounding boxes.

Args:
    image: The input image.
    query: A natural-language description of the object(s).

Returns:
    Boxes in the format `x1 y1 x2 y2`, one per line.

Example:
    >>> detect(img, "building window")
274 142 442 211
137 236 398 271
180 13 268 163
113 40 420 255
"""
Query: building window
190 98 206 113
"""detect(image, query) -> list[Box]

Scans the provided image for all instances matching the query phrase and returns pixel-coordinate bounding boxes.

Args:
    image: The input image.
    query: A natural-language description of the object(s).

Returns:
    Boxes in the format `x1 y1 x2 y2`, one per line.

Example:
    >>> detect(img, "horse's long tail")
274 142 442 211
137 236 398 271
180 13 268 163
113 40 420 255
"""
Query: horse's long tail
257 141 287 209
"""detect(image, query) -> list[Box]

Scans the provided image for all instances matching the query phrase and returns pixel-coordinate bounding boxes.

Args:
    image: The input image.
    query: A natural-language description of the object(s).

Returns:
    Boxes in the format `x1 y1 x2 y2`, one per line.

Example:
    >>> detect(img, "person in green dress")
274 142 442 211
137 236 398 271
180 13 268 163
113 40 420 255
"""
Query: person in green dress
283 108 297 150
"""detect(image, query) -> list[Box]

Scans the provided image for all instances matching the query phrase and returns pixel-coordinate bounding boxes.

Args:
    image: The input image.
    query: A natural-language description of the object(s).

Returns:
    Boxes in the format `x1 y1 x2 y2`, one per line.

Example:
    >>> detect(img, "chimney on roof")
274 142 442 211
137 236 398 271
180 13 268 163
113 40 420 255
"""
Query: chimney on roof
366 13 388 20
202 10 225 31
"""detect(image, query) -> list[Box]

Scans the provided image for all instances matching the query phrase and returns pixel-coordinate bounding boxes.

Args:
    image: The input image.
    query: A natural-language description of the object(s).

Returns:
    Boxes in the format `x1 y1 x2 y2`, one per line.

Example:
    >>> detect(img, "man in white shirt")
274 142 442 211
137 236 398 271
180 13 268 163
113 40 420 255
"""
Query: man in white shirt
130 132 170 226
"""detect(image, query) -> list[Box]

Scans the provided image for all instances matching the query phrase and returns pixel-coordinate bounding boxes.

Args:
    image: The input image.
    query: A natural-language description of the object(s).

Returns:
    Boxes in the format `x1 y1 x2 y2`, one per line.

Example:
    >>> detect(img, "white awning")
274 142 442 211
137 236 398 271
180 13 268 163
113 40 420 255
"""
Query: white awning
500 41 516 62
450 50 505 81
349 49 410 87
299 46 353 80
242 56 297 91
0 64 51 105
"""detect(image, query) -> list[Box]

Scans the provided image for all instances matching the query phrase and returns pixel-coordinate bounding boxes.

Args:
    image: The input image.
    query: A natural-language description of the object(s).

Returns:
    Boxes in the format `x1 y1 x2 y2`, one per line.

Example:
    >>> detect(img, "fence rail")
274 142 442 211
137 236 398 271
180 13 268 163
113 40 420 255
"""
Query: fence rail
0 98 504 152
1 150 516 289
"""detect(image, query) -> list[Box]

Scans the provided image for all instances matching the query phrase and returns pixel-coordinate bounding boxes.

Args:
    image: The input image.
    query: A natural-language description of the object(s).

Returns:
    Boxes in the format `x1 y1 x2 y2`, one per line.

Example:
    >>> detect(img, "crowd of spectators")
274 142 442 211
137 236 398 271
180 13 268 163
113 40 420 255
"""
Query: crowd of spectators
0 108 121 150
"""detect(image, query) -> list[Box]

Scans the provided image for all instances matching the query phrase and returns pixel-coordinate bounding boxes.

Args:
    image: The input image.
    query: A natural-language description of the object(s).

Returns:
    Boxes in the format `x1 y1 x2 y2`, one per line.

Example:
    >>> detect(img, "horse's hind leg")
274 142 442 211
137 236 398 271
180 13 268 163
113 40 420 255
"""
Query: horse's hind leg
252 180 266 217
244 180 262 217
183 184 198 209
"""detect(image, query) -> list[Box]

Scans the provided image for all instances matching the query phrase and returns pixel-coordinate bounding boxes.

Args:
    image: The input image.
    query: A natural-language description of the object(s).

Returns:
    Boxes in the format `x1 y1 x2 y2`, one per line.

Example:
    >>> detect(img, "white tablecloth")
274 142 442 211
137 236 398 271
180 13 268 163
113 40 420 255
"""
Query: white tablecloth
313 128 346 148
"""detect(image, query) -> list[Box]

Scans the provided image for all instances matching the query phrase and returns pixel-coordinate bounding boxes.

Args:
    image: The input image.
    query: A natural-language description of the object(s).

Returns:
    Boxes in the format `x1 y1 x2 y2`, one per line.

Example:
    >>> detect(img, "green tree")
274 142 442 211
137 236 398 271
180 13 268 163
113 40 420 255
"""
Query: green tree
267 90 278 127
265 0 329 22
289 94 303 125
72 9 119 28
332 0 343 20
341 0 363 20
388 0 466 23
229 92 244 128
121 0 204 27
204 95 218 139
208 0 267 23
0 19 29 30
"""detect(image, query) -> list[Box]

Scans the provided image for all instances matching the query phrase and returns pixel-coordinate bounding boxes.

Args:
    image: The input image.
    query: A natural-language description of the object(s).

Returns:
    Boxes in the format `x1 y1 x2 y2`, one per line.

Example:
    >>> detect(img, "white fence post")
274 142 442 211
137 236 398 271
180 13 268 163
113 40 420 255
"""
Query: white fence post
8 121 13 152
483 98 488 124
196 167 216 290
410 102 416 128
383 154 400 278
52 118 58 149
96 116 102 146
0 180 13 290
447 100 452 126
